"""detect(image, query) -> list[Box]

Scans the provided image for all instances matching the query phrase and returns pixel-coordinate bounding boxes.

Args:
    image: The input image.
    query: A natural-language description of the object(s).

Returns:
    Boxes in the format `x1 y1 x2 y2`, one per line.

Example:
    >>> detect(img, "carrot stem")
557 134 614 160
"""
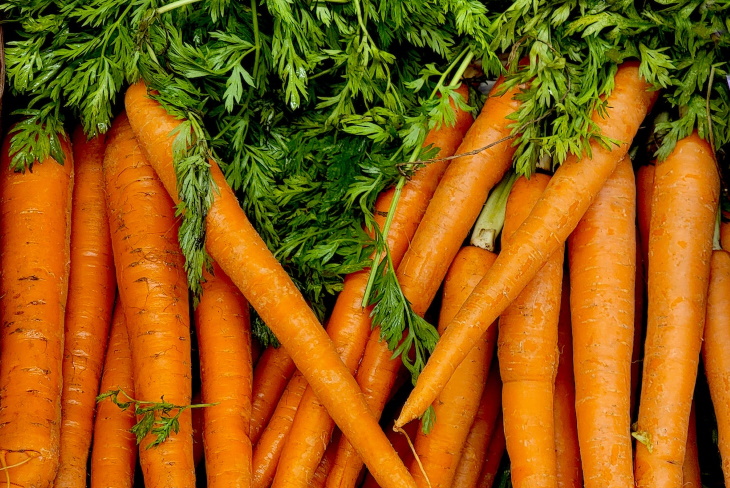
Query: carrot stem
470 172 518 251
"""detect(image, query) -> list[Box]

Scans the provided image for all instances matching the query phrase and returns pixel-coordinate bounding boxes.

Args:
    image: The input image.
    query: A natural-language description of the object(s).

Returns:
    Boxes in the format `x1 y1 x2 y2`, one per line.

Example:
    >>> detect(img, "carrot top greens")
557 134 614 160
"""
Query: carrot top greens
2 0 729 378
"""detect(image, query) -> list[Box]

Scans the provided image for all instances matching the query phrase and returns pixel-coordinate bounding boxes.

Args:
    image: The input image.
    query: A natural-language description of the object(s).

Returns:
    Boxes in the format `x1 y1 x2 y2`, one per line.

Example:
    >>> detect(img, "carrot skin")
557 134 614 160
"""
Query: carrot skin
475 415 506 488
360 421 419 488
498 173 563 488
634 132 719 488
398 62 657 426
0 129 74 487
701 249 730 486
103 113 195 488
196 263 253 488
568 156 636 488
55 127 116 488
90 304 137 488
251 346 296 445
126 81 416 488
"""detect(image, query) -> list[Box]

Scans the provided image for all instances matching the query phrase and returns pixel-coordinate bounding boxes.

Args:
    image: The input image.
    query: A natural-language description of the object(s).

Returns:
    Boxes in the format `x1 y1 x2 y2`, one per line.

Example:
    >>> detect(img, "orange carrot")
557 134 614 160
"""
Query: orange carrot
55 127 116 488
701 247 730 485
636 163 655 272
634 131 719 488
451 362 502 488
568 155 636 488
126 81 416 488
398 62 657 426
360 420 419 488
103 112 195 488
498 173 563 488
196 262 253 488
90 304 137 488
475 415 506 488
682 402 701 488
553 278 582 488
251 347 296 445
411 245 498 488
310 432 341 488
252 371 307 488
0 128 74 487
272 85 473 488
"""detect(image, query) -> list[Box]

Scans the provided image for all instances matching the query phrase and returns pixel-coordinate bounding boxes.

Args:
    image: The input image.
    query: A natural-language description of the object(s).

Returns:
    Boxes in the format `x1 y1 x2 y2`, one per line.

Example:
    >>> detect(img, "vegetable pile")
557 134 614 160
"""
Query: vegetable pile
0 1 729 487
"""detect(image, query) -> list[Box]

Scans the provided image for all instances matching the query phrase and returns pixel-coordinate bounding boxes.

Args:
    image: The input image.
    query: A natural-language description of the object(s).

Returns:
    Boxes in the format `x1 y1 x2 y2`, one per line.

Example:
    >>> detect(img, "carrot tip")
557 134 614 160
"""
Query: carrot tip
395 426 432 488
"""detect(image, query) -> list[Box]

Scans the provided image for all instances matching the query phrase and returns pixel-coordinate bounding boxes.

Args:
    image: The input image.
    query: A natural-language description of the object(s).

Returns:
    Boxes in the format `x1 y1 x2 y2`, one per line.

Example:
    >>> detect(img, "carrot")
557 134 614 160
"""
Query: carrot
411 245 498 488
498 173 563 488
701 246 730 486
90 304 137 488
196 262 253 488
310 431 341 488
634 131 719 488
251 347 296 445
272 84 473 488
0 128 74 487
568 155 636 488
475 415 506 488
636 163 655 272
397 62 657 426
126 80 416 488
631 235 646 417
682 402 701 488
451 362 502 488
54 127 116 488
361 420 419 488
252 371 307 488
103 112 195 488
553 277 582 488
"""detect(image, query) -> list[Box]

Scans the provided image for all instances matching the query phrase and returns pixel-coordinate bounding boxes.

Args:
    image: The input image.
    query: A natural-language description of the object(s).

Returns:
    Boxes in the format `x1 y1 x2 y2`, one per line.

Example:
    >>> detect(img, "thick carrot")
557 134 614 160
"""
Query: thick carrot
451 362 502 488
126 80 416 488
568 155 636 488
0 128 73 487
682 402 701 488
475 415 506 488
398 62 657 425
55 127 116 488
103 112 195 488
553 278 582 488
196 262 253 488
251 347 296 445
634 131 719 488
411 245 498 488
90 304 137 488
701 248 730 485
252 371 307 488
498 173 563 488
272 85 473 488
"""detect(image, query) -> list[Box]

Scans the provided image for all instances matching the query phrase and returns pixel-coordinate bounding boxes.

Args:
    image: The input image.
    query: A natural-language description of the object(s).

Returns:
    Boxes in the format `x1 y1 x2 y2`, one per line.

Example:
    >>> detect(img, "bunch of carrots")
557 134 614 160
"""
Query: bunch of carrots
0 59 728 488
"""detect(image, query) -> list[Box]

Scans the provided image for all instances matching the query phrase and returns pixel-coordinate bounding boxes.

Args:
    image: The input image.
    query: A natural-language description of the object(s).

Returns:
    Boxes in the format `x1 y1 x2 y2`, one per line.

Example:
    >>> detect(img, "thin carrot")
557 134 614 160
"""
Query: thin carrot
475 415 506 488
553 277 582 488
361 420 419 488
682 402 701 488
126 80 416 488
310 431 341 488
397 62 657 426
251 347 296 445
411 245 498 488
498 173 563 488
634 131 719 488
103 112 195 488
0 128 74 487
701 246 730 486
451 361 502 488
272 84 473 488
55 126 116 488
636 163 655 272
196 262 253 488
252 371 307 488
90 304 137 488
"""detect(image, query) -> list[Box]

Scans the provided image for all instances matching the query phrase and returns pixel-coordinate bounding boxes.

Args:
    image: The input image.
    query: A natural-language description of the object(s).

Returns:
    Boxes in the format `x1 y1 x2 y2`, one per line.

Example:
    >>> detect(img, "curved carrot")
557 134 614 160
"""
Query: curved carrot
451 362 502 488
252 371 307 488
126 81 416 488
701 248 730 486
103 112 195 488
568 155 636 488
398 62 657 426
634 131 719 488
682 402 701 488
475 415 506 488
0 128 73 487
90 304 137 488
196 262 253 488
272 85 473 488
498 173 563 488
251 346 296 445
553 278 582 488
411 245 498 488
55 126 116 488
